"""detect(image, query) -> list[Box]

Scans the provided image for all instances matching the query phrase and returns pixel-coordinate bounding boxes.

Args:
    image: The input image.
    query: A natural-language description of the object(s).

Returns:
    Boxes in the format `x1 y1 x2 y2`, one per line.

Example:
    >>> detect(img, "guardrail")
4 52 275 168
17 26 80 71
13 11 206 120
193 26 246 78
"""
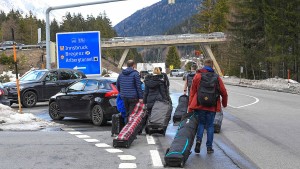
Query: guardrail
0 45 45 51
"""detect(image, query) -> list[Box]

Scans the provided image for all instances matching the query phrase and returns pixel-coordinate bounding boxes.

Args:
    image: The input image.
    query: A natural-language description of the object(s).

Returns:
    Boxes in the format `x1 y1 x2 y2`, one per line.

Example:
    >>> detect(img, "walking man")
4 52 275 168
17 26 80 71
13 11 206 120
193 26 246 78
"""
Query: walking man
117 60 143 124
188 59 228 154
183 64 197 96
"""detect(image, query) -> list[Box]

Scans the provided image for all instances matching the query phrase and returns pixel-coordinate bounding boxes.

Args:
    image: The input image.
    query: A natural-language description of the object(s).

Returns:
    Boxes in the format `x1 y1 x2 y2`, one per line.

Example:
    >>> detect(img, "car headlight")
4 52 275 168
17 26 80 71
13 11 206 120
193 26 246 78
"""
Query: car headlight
10 86 24 91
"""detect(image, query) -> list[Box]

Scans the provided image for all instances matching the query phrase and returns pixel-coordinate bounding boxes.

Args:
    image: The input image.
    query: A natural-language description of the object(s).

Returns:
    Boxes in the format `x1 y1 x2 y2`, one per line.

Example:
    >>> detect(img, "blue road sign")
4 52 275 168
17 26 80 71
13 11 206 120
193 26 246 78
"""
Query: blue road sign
56 31 101 75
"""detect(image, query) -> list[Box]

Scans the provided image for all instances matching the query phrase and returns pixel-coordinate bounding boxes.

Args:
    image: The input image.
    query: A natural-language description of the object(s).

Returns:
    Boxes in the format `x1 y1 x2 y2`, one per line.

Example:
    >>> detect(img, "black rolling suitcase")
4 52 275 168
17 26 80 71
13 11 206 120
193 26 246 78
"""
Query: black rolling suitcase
146 101 172 136
111 113 124 137
173 95 188 124
214 110 223 133
113 103 146 148
165 112 198 167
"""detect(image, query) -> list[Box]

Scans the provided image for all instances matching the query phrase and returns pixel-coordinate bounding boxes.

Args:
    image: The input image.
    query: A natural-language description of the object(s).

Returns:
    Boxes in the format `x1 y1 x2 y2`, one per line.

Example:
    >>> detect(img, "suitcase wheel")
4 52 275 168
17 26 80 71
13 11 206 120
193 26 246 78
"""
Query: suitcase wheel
145 127 149 134
214 125 221 133
180 161 185 168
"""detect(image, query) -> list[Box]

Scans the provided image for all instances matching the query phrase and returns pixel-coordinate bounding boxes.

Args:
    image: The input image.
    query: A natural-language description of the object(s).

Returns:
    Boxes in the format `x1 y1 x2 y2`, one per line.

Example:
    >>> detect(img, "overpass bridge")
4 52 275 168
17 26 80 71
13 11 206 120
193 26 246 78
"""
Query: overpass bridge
1 33 227 76
101 33 226 76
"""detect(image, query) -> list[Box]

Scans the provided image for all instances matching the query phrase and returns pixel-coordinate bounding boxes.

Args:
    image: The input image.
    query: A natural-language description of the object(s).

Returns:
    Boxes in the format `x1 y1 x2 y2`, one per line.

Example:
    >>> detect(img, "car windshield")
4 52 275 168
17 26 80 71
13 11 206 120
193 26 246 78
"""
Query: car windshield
20 70 46 81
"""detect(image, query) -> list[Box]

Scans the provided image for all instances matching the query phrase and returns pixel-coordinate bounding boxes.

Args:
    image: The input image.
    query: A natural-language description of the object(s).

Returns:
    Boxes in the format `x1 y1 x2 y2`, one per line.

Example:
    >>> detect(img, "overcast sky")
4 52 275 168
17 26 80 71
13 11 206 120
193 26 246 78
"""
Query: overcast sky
46 0 161 26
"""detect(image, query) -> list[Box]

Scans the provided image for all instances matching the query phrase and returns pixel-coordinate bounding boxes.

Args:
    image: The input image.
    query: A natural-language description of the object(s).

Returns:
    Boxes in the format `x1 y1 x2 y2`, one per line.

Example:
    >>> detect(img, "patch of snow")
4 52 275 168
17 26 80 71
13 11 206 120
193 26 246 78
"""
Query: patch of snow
222 76 300 94
0 104 60 131
0 71 18 82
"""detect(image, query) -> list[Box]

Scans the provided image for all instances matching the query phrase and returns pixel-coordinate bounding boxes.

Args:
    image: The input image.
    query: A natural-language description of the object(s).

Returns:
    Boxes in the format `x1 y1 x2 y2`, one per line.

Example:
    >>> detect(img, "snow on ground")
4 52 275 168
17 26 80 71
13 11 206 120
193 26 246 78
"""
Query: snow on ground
0 104 60 131
222 76 300 94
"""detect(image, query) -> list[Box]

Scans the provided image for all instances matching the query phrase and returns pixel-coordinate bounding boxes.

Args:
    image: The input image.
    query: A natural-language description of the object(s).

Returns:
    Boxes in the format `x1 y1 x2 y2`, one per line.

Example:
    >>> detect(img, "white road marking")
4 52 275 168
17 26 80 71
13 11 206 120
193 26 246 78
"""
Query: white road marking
119 163 137 168
84 139 99 143
106 148 123 153
146 135 156 145
95 143 111 148
118 155 136 161
68 131 82 135
62 128 75 131
75 135 90 139
150 150 163 167
228 92 260 109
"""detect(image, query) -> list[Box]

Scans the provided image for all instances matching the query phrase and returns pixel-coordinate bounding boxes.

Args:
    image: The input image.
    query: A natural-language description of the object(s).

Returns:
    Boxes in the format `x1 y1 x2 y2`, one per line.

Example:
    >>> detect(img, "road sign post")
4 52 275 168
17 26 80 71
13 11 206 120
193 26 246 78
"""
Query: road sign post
56 31 101 75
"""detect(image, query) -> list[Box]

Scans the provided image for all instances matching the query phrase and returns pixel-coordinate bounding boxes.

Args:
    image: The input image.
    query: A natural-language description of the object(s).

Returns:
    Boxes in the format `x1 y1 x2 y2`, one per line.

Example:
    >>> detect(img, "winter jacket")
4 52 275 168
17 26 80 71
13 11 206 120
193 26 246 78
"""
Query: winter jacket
188 66 228 113
116 67 143 99
116 94 126 118
143 74 168 110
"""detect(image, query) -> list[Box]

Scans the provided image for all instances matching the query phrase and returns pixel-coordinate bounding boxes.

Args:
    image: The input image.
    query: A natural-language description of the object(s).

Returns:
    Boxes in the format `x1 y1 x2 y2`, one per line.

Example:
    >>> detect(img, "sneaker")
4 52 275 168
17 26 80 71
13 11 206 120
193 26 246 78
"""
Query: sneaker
207 147 214 154
194 141 201 153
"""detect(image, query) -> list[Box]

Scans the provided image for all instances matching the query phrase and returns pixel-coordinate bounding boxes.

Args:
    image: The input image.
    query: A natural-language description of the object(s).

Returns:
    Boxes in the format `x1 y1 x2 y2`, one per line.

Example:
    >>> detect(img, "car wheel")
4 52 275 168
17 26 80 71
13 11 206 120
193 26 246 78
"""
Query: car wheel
49 102 64 120
21 91 37 108
91 105 106 126
170 74 173 77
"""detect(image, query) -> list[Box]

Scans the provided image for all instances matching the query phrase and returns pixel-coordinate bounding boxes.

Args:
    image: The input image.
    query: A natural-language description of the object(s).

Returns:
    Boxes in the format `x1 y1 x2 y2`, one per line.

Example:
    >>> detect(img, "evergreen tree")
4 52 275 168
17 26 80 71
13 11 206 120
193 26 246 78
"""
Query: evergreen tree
227 0 266 79
166 46 181 69
50 19 60 42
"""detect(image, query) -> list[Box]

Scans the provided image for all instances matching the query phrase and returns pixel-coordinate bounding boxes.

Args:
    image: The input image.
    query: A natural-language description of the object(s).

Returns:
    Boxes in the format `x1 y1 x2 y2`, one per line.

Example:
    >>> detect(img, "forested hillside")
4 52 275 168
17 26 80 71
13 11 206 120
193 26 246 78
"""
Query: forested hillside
182 0 300 81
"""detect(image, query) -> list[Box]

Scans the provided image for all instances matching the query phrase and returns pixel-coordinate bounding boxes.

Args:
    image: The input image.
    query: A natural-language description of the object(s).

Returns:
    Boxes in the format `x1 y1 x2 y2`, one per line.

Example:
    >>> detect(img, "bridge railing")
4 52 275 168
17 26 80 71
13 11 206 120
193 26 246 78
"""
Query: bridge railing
0 33 226 51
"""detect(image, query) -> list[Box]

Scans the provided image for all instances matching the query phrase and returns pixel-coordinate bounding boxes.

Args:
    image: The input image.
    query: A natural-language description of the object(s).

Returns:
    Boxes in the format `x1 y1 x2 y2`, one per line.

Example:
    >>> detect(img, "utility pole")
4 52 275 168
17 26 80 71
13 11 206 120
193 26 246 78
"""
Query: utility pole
11 28 22 113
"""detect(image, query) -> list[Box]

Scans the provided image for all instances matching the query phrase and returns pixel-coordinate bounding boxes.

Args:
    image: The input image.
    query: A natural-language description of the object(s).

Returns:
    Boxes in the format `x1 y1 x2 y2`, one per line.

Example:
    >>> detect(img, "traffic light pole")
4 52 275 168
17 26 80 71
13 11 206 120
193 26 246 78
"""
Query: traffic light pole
45 0 128 70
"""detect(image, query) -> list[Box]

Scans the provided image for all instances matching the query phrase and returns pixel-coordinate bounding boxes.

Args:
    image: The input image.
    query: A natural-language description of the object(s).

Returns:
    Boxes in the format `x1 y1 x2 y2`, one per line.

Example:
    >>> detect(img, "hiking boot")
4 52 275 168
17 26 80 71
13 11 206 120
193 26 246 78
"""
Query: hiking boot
194 141 201 153
207 147 214 154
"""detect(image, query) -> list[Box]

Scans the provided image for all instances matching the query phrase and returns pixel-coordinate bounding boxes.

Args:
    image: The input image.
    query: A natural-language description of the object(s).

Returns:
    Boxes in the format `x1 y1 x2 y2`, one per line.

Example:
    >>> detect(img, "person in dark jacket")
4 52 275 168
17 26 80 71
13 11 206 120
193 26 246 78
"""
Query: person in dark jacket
116 60 143 124
159 67 170 88
183 64 197 96
188 59 228 154
143 67 168 112
140 67 169 134
159 67 171 104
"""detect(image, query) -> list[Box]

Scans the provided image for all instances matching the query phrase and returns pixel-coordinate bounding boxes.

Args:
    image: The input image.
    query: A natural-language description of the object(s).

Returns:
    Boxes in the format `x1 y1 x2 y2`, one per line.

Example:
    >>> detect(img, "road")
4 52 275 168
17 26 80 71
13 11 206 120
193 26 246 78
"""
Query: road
1 77 299 169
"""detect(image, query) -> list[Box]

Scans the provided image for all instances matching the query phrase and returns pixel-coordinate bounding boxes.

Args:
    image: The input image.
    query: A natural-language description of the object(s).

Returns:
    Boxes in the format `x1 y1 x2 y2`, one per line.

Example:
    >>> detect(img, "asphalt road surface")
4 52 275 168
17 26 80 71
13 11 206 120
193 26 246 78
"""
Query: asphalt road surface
2 77 299 169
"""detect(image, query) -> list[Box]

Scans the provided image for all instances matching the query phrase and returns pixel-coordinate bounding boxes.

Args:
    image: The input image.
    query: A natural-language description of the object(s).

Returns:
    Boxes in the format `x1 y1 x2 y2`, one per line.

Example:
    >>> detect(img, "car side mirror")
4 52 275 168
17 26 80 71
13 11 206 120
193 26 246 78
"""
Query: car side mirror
44 75 50 82
61 88 67 93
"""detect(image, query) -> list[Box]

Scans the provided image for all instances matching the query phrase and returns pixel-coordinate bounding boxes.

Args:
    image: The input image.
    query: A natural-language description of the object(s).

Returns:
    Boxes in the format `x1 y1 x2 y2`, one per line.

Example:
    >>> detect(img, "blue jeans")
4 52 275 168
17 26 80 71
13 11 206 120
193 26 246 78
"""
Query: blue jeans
195 110 216 148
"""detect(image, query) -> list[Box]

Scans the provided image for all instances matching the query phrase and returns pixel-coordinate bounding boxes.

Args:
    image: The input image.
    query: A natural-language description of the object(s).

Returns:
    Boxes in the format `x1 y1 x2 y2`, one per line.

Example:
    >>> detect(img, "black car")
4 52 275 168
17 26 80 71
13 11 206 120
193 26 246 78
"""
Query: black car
3 68 86 108
48 79 119 126
0 83 10 106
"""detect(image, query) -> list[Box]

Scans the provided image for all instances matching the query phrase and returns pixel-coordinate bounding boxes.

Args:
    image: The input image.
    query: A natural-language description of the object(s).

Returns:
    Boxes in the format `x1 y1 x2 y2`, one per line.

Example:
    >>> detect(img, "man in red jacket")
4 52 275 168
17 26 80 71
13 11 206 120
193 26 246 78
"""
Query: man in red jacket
188 59 228 154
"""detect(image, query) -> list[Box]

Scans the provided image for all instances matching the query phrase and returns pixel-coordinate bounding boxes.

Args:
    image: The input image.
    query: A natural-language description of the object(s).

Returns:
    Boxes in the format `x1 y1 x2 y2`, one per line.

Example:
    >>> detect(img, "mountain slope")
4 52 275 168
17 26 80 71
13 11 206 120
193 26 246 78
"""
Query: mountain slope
0 0 49 19
114 0 202 36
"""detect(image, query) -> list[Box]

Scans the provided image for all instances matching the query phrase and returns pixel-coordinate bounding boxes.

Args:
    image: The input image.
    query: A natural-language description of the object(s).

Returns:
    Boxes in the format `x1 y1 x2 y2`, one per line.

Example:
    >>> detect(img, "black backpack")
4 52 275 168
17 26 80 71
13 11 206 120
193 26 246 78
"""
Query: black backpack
197 72 219 107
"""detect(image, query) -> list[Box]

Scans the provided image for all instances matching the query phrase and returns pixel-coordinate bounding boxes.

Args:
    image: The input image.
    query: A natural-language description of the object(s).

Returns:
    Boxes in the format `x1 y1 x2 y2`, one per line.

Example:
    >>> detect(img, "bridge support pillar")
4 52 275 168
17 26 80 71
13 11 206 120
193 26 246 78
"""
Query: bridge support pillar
118 48 130 69
201 45 223 76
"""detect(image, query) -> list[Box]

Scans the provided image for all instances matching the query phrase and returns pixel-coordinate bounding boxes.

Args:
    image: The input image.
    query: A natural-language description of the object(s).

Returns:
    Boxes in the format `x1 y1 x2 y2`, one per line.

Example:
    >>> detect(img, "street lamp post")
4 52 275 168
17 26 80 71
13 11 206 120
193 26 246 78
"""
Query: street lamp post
45 0 128 69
